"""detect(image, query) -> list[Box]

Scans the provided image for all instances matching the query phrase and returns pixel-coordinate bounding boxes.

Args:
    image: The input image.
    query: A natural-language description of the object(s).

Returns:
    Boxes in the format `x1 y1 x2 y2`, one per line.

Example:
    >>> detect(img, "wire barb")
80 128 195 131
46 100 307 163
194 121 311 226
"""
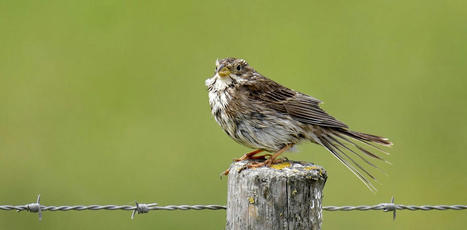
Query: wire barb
380 196 396 220
22 194 42 221
131 202 158 220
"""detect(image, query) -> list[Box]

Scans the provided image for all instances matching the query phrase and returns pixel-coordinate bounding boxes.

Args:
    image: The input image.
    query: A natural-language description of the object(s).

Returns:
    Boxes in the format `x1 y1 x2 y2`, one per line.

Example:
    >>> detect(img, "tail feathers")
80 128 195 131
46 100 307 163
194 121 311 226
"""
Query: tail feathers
344 130 393 146
313 128 392 192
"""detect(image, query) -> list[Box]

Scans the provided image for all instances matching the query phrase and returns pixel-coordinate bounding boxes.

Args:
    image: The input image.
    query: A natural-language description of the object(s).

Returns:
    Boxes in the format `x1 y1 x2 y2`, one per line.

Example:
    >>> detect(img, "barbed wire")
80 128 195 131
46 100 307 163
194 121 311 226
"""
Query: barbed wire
0 195 466 221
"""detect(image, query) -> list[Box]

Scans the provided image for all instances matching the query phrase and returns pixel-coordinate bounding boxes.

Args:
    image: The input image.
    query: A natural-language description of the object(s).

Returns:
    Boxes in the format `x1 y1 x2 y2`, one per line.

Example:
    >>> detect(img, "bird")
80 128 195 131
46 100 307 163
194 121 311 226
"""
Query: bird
205 57 392 191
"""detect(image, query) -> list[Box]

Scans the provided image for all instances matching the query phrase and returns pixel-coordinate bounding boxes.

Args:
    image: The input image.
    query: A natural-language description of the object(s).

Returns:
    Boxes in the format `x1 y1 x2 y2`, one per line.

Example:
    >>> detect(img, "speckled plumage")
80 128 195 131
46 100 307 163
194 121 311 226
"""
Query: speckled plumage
206 57 392 191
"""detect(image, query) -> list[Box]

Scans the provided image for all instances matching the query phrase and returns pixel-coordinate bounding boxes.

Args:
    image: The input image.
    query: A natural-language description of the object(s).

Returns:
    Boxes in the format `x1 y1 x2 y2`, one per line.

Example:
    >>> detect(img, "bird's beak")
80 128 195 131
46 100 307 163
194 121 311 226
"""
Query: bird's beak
217 64 230 78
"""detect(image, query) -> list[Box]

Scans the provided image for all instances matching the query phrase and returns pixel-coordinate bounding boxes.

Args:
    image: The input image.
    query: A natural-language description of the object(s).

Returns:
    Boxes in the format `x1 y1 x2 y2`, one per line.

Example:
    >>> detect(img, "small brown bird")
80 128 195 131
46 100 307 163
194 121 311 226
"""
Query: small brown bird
206 57 392 191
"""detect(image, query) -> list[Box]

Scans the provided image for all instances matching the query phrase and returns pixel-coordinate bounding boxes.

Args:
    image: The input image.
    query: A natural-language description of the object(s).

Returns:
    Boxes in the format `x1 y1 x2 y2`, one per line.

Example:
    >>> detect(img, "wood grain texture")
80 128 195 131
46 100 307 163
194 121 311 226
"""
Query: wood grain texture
226 161 327 230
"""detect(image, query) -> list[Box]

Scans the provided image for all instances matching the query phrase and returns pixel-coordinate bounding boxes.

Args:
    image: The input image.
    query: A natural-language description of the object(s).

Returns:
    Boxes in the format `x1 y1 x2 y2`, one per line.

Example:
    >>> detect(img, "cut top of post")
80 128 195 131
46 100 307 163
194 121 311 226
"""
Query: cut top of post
228 160 327 181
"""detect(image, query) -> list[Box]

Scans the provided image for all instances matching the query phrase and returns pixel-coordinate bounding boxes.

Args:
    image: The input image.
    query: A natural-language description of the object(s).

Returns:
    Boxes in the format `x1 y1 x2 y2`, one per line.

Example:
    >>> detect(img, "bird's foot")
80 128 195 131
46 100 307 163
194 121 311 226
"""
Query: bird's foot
246 157 285 169
224 156 288 175
226 145 293 175
234 153 271 162
224 155 272 176
243 144 292 170
236 157 286 174
233 149 267 162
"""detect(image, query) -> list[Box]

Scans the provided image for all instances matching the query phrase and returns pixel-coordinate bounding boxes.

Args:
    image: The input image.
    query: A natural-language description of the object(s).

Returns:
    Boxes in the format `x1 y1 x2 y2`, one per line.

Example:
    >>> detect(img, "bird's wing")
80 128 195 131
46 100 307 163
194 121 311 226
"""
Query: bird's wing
244 77 348 128
242 75 391 192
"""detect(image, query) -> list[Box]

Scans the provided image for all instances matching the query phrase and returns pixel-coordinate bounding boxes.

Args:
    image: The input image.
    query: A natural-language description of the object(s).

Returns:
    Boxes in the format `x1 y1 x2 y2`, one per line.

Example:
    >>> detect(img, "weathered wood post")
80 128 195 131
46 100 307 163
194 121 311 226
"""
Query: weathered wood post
226 160 327 230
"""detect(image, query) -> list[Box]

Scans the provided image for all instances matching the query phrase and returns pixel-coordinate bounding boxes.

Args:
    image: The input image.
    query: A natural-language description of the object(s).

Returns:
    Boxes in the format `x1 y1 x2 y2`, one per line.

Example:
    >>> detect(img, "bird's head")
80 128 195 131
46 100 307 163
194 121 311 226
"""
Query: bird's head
214 57 254 79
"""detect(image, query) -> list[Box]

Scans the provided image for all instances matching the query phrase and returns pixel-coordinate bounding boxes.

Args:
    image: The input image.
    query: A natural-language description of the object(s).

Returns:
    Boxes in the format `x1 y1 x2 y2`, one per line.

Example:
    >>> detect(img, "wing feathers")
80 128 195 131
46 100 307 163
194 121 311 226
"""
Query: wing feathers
245 78 347 128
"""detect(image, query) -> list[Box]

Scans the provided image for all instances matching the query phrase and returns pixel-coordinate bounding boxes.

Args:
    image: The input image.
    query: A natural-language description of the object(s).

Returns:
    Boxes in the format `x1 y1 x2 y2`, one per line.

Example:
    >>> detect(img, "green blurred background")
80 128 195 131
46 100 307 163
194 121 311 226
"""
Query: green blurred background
1 0 466 229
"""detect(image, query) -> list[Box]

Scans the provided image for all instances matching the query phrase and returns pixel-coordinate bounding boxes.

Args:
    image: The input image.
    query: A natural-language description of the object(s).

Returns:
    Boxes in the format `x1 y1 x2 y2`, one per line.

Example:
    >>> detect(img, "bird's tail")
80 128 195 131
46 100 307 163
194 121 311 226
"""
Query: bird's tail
312 127 392 192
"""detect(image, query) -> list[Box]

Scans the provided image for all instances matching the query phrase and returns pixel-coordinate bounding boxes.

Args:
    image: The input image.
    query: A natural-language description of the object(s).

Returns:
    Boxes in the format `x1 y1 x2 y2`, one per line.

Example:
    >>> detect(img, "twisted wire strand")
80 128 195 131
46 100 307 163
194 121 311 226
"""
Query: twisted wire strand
0 195 465 221
322 205 467 211
0 204 227 212
2 204 466 212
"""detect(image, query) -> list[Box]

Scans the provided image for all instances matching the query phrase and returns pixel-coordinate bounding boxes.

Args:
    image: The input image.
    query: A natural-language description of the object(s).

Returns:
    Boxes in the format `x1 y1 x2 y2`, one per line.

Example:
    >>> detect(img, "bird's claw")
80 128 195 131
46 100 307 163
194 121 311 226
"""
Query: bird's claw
244 157 285 170
224 154 284 175
233 154 271 162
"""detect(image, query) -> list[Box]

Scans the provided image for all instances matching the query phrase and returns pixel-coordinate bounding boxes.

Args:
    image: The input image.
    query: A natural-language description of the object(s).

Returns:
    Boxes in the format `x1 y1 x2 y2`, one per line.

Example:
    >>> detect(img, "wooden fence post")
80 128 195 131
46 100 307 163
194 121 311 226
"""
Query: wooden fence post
226 160 327 230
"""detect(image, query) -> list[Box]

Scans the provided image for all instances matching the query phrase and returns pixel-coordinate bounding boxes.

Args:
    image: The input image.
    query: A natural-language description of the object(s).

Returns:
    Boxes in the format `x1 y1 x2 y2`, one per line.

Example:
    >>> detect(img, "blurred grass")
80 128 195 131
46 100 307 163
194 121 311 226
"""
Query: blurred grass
1 0 466 229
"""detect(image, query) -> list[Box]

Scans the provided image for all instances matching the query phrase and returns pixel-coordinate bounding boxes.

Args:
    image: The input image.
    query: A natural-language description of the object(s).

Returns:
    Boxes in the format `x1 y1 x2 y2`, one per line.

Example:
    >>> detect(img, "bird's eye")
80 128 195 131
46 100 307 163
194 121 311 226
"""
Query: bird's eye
236 65 241 71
